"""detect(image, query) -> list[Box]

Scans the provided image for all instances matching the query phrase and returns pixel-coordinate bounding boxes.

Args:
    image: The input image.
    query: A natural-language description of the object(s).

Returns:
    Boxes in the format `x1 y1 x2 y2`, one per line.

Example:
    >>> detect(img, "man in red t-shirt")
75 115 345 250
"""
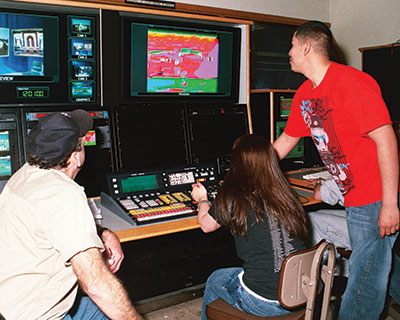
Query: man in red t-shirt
273 21 400 319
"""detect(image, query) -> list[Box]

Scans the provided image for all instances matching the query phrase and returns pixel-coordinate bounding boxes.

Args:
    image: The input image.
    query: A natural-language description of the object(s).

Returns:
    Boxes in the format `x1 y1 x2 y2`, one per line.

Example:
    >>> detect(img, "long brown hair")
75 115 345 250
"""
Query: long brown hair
214 134 307 239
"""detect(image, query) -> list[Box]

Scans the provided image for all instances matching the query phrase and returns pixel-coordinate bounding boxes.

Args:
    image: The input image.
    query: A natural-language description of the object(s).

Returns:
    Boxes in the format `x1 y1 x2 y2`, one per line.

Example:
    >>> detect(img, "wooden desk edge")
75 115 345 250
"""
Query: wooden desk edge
115 216 200 243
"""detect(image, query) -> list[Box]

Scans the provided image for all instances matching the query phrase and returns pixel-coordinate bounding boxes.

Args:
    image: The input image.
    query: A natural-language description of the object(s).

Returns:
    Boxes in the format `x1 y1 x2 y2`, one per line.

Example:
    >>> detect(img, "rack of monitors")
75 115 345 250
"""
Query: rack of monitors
0 2 99 106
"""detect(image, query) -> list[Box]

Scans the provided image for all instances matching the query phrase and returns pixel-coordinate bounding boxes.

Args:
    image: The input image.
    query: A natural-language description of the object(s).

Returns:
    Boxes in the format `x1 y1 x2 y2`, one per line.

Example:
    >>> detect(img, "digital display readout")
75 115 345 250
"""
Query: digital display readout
120 174 159 193
168 172 195 186
17 87 49 99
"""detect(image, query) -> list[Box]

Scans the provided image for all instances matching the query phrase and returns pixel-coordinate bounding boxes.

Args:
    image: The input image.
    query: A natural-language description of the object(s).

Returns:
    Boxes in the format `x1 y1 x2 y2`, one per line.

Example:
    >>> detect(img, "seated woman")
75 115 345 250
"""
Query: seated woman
191 133 308 319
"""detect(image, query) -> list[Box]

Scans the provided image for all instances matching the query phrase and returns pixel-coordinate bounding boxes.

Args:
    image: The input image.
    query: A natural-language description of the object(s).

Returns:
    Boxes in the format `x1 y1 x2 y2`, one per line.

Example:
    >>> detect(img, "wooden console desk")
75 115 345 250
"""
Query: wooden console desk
100 178 321 243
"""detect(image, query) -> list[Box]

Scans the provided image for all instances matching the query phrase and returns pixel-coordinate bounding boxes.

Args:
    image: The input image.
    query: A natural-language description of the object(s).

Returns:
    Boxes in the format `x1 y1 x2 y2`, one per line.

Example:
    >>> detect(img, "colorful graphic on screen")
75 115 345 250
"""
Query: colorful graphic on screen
71 81 93 97
147 28 219 94
0 156 11 176
71 39 93 58
0 131 10 151
0 13 46 76
71 18 92 36
280 98 293 118
71 60 93 79
83 130 96 146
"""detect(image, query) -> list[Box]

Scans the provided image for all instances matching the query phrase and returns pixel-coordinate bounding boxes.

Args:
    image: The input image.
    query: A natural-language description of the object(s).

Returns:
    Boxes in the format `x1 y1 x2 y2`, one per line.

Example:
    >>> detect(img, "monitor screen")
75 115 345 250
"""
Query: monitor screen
0 155 12 177
83 129 96 146
121 17 241 103
0 4 99 106
0 12 58 81
120 175 159 193
0 131 10 151
276 120 304 159
280 96 293 118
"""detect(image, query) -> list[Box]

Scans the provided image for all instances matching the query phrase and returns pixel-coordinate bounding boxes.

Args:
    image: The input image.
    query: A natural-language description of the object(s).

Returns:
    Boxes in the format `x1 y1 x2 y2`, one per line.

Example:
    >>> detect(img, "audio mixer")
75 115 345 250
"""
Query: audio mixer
101 164 220 225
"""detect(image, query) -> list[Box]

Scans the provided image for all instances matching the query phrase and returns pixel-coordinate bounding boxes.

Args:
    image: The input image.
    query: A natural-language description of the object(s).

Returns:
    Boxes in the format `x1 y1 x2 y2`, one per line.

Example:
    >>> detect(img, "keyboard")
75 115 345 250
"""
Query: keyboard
302 170 332 180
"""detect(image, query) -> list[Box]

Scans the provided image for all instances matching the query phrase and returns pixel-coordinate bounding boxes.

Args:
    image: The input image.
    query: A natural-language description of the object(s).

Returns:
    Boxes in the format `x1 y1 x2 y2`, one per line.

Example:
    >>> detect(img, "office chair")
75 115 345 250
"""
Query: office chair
206 240 336 320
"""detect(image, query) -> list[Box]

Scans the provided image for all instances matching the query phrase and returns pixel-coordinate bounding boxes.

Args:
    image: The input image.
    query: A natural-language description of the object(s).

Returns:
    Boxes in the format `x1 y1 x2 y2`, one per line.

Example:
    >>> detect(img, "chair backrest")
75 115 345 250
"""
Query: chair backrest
278 240 336 320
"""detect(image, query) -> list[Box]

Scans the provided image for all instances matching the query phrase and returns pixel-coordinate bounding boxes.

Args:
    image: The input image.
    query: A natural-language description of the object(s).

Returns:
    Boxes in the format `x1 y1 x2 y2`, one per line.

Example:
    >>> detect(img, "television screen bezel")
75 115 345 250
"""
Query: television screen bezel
120 15 241 104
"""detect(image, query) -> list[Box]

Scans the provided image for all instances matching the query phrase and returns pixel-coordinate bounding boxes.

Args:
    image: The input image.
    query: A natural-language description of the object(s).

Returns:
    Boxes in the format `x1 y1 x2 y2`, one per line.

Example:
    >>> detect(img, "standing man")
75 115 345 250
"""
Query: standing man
273 21 399 319
0 110 142 320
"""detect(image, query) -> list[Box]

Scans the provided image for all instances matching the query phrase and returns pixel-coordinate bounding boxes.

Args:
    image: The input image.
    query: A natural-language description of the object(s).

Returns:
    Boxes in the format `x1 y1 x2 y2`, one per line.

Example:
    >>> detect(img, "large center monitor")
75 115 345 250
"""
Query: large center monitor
120 15 241 104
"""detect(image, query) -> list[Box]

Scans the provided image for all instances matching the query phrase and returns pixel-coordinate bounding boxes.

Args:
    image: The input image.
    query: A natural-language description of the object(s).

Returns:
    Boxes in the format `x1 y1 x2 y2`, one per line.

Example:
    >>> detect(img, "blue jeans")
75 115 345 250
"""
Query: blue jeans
201 267 291 320
339 200 399 320
62 293 109 320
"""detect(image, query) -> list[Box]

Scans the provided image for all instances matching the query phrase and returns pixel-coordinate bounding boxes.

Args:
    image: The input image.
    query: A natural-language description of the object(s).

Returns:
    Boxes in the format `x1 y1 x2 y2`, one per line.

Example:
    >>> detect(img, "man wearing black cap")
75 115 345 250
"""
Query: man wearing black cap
0 110 142 320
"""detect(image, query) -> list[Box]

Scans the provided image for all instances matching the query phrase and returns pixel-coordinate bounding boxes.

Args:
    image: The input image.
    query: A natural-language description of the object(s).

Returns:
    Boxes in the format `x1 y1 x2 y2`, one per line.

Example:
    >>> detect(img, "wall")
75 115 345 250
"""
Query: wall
330 0 400 70
176 0 400 70
174 0 329 21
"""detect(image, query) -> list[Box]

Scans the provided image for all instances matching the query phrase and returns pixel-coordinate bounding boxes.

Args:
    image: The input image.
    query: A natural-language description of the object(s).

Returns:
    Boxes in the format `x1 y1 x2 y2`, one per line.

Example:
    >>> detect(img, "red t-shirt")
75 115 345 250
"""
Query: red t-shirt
285 62 392 207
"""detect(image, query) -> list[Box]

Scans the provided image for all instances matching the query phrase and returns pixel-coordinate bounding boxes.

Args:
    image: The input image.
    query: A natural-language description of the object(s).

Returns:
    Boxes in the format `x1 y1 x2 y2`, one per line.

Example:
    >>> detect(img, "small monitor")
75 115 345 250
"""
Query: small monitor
120 175 159 193
0 131 10 152
280 96 293 118
70 60 94 80
275 120 304 159
0 155 12 177
70 81 94 101
83 129 96 146
69 16 93 37
70 38 94 59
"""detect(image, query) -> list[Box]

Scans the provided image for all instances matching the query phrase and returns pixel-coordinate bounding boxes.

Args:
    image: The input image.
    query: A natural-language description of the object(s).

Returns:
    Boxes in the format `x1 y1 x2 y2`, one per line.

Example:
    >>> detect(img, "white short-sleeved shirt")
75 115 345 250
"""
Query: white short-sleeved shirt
0 163 104 320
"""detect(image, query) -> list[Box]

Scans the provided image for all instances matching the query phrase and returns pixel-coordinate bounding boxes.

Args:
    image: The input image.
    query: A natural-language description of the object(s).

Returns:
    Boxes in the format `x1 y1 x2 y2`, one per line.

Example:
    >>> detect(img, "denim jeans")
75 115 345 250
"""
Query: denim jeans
339 199 399 320
201 267 291 320
62 293 109 320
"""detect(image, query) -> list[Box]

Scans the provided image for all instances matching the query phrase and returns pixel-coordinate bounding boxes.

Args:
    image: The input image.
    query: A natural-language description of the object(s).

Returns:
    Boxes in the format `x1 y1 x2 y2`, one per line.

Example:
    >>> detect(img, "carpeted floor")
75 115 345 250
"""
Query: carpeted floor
142 297 202 320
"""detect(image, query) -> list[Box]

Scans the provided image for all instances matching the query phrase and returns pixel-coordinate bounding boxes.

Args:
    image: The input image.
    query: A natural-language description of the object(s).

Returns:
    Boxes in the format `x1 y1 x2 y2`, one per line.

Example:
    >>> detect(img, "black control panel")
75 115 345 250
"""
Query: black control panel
101 163 220 225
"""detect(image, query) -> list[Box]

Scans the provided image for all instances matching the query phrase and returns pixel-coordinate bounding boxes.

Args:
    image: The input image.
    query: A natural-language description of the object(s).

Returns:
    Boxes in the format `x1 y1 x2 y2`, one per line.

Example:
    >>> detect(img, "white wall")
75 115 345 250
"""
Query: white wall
176 0 400 70
330 0 400 70
175 0 329 21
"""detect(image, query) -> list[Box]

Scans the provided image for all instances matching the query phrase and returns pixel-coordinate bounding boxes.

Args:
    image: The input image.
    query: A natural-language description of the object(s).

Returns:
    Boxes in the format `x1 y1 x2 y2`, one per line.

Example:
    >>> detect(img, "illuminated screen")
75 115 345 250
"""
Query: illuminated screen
168 172 195 186
71 81 93 97
83 130 96 146
121 175 159 193
128 21 238 100
280 97 293 118
70 17 92 37
71 60 94 80
71 38 93 58
0 156 11 176
0 131 10 151
147 28 219 94
276 120 304 159
0 12 58 80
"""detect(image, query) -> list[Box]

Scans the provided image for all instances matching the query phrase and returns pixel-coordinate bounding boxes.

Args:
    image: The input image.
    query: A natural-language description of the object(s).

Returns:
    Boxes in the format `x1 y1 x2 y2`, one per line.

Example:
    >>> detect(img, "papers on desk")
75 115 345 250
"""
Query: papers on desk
302 170 332 180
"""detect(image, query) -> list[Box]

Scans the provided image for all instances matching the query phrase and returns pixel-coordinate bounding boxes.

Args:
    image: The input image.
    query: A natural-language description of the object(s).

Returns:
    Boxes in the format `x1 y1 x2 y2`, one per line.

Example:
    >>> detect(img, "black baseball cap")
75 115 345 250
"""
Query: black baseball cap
27 109 93 165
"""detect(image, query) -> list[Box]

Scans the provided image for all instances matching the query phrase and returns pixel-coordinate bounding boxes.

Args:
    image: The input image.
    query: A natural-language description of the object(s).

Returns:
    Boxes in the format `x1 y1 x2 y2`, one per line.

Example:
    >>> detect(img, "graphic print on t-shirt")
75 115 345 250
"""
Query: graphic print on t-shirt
268 216 296 274
300 97 354 195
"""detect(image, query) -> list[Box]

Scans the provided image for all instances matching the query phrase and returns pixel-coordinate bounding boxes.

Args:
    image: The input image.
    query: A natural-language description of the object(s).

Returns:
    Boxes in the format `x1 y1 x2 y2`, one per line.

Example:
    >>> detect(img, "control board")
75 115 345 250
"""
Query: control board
101 164 220 226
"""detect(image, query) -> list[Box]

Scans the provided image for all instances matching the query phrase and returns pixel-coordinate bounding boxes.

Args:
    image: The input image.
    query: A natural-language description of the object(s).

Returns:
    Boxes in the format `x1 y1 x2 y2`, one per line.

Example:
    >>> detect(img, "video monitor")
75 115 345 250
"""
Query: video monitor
69 16 93 37
70 81 94 101
280 96 293 118
0 131 10 152
275 120 304 159
121 175 159 193
146 27 219 94
83 129 96 146
0 12 58 81
70 38 94 59
120 16 241 103
0 156 12 177
70 60 94 80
